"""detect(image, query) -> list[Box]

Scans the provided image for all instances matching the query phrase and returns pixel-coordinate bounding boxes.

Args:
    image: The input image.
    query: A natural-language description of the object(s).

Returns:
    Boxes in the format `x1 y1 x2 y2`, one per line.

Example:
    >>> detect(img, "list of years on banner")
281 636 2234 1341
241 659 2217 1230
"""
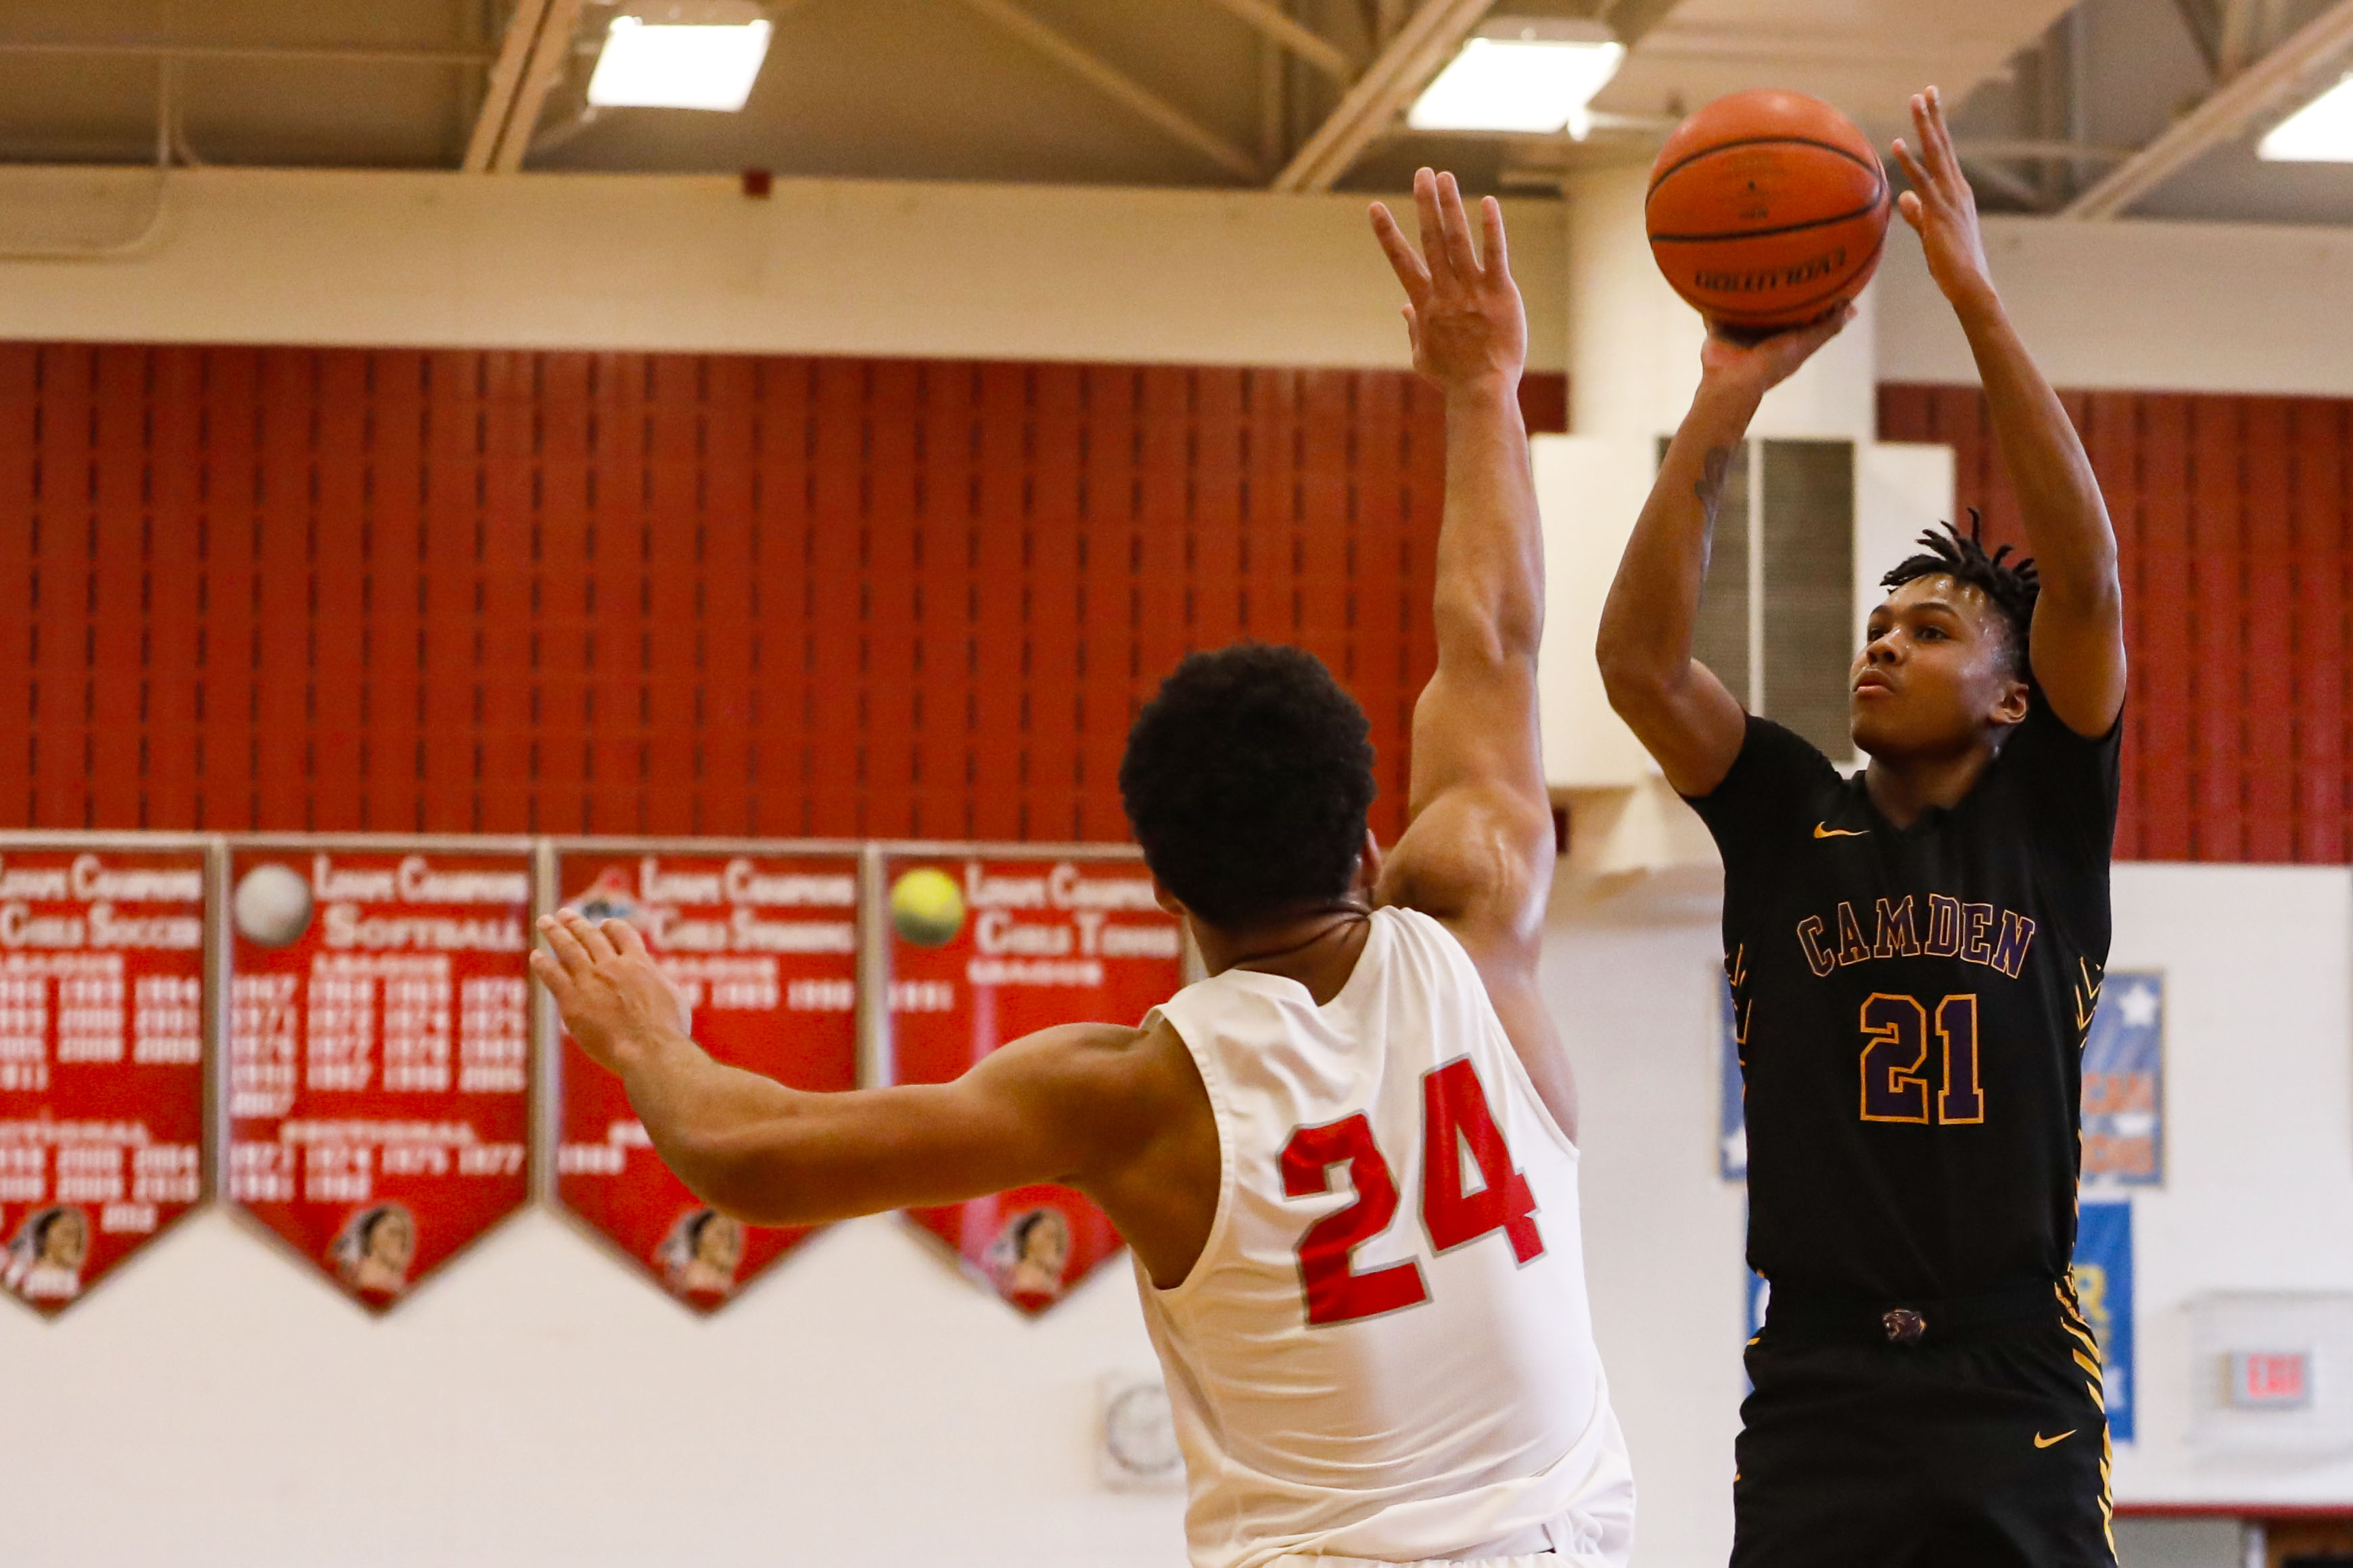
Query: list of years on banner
0 849 208 1312
552 852 860 1310
225 850 532 1308
888 857 1183 1316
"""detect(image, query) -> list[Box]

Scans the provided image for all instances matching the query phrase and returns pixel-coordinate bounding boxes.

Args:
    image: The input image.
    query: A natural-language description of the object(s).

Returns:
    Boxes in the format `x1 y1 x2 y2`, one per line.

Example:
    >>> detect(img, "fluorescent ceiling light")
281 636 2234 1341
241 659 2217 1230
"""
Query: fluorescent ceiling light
587 11 773 112
1407 20 1625 137
2260 73 2353 161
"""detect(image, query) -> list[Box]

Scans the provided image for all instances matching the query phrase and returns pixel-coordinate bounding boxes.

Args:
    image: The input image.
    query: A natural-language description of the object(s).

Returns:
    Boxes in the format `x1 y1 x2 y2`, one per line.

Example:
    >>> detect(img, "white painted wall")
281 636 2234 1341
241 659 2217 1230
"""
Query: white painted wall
9 861 2329 1565
0 167 1568 374
1877 213 2353 398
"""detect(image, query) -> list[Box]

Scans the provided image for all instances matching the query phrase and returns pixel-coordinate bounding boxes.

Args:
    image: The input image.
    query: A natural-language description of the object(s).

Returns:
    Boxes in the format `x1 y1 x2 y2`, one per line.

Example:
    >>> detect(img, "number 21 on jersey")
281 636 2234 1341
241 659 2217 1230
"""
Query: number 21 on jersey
1859 992 1984 1124
1278 1058 1545 1327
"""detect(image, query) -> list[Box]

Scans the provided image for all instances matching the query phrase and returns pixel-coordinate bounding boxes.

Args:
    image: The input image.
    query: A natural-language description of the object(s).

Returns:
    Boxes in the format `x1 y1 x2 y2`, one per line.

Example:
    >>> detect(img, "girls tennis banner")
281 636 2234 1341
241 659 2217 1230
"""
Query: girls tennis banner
0 841 208 1315
224 843 534 1312
883 851 1182 1316
551 845 860 1311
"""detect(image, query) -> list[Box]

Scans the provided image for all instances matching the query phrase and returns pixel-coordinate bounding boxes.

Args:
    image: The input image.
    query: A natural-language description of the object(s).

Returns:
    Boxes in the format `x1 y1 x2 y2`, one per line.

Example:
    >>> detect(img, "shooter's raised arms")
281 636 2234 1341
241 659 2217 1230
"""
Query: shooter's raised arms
1893 87 2124 737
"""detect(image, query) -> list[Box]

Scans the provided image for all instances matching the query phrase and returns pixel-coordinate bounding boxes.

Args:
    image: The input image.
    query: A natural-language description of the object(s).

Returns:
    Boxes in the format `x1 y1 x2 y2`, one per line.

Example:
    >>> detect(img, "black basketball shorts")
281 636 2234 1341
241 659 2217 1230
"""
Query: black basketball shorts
1731 1283 2115 1568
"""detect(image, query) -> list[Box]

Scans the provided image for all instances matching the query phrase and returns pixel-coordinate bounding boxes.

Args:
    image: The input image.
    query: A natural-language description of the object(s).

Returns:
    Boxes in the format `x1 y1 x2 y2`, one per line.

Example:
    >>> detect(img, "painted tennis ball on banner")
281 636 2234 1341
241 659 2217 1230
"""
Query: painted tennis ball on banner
889 868 965 949
1646 88 1891 332
233 862 314 949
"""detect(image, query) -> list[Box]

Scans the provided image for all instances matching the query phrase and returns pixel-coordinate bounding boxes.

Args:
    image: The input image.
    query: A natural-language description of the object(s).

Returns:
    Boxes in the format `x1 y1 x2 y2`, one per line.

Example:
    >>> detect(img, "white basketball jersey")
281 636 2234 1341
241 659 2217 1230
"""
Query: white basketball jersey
1138 906 1634 1568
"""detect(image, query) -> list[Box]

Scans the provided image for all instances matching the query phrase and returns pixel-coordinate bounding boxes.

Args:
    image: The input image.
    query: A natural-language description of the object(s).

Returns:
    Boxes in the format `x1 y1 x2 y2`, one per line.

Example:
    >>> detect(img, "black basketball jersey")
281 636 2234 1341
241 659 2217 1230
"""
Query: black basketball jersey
1688 698 2122 1301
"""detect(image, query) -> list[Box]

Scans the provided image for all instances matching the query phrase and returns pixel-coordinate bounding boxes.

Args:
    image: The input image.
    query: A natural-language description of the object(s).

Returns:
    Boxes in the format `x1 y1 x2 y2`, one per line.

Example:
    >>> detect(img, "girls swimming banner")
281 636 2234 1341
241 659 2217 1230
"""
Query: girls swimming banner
550 843 860 1312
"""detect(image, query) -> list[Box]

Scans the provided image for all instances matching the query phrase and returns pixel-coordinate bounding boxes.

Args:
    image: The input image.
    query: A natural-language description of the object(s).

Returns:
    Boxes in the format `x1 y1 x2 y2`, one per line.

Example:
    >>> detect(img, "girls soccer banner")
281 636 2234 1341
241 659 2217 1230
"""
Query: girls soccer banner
551 845 860 1311
0 841 207 1315
224 842 534 1312
883 850 1182 1316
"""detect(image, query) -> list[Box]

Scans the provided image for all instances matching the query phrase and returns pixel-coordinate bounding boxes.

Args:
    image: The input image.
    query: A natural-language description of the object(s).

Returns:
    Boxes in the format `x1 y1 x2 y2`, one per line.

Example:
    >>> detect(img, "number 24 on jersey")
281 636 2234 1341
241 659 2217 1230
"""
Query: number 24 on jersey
1278 1058 1545 1327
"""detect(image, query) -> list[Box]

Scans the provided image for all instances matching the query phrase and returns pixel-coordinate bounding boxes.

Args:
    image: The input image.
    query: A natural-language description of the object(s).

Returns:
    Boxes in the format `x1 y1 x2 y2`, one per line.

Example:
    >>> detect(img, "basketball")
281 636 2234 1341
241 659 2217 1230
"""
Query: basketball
889 867 966 948
1646 89 1891 332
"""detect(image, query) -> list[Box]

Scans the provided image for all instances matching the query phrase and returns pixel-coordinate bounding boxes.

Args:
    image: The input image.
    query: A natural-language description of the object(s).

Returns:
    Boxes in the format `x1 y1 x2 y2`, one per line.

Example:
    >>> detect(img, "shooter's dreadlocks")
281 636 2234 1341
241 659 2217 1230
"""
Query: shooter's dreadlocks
1880 510 2039 678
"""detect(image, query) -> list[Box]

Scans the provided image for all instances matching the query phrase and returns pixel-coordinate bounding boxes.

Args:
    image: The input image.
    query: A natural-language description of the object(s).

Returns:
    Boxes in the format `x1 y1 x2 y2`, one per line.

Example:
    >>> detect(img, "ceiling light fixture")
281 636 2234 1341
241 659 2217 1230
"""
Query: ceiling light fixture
2259 72 2353 161
1407 18 1625 139
587 1 773 113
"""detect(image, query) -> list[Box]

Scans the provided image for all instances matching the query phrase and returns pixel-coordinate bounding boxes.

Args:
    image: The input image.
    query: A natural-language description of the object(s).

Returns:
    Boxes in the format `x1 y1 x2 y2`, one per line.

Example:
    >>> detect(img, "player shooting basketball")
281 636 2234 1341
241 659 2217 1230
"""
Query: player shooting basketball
535 168 1635 1568
1598 87 2125 1567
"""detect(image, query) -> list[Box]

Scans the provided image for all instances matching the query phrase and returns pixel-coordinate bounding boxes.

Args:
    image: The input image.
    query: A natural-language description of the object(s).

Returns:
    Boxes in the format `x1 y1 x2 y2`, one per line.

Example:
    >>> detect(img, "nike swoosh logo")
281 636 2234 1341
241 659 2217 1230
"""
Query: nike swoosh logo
2034 1429 2076 1449
1813 824 1869 838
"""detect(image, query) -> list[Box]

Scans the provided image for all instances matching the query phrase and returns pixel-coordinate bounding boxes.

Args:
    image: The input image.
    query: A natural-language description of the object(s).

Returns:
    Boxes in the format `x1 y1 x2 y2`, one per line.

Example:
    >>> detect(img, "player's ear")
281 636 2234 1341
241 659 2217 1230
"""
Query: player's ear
1989 673 2030 728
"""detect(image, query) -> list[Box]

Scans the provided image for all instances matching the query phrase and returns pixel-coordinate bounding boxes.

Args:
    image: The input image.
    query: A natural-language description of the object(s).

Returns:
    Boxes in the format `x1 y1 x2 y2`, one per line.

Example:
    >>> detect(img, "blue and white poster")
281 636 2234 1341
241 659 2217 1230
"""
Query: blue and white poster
2070 1199 2136 1442
2081 972 2163 1187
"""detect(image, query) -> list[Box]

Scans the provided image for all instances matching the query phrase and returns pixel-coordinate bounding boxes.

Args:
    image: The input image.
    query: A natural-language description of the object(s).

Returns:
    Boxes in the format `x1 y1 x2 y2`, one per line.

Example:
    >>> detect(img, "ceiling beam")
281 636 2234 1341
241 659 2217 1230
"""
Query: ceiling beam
1198 0 1357 83
463 0 551 172
492 0 583 172
2217 0 2265 76
1273 0 1495 193
2064 0 2353 218
952 0 1263 180
2170 0 2222 74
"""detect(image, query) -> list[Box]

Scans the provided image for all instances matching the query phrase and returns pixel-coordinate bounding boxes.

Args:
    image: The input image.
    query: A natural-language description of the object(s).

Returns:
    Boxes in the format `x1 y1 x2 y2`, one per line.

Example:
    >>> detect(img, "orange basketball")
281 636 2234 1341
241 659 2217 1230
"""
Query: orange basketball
1646 89 1890 332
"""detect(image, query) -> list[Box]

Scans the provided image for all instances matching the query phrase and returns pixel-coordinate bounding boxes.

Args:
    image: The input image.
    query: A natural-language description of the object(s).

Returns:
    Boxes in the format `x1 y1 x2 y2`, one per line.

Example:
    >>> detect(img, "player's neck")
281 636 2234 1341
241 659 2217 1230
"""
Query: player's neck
1861 736 2000 827
1197 903 1375 1007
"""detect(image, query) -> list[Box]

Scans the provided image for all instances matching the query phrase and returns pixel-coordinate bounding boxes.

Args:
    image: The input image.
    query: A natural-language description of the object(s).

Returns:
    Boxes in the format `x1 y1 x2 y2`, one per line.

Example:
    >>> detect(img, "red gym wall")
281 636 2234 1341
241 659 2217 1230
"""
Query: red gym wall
9 352 2339 864
1881 384 2353 865
0 346 1561 845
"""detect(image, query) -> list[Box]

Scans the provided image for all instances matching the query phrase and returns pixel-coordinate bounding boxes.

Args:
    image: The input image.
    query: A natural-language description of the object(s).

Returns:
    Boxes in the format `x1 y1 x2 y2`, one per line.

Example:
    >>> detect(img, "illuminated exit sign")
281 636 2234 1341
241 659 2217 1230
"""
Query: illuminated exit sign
2226 1351 2311 1409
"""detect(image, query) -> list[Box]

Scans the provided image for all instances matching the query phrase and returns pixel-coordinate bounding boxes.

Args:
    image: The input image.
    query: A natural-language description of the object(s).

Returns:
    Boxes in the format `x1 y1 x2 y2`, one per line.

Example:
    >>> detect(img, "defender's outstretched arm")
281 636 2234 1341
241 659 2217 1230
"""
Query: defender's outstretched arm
530 911 1171 1227
1597 318 1849 797
1364 170 1574 1131
1895 87 2124 736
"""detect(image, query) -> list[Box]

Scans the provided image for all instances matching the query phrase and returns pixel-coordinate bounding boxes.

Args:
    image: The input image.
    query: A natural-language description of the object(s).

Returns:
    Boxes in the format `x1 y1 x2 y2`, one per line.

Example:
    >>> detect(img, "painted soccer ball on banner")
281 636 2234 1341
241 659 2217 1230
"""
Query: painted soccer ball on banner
232 861 313 948
888 853 1184 1316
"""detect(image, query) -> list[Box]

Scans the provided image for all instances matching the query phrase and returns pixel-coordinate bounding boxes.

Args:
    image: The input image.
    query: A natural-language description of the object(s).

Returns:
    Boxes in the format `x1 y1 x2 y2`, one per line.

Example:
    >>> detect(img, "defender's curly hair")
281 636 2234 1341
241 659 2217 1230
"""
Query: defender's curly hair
1880 510 2039 675
1119 644 1376 929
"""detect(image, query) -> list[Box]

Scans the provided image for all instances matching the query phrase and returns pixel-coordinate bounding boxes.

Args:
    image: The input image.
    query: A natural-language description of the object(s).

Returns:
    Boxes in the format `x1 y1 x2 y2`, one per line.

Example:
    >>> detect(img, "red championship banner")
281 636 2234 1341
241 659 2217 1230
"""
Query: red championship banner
0 840 208 1316
224 842 534 1312
885 849 1183 1316
551 843 861 1311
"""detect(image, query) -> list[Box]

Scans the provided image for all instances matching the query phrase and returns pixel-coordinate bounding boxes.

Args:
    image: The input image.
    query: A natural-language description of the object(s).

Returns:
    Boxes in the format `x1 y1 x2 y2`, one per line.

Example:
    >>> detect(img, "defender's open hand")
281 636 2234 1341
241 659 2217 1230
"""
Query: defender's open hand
1891 86 1995 311
1370 168 1527 397
532 909 693 1075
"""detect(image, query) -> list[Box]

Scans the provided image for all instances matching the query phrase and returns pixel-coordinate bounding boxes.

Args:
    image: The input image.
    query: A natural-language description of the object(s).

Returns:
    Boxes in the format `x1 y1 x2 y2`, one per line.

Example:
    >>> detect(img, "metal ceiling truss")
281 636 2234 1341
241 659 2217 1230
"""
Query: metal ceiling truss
951 0 1264 179
1274 0 1495 192
2065 0 2353 218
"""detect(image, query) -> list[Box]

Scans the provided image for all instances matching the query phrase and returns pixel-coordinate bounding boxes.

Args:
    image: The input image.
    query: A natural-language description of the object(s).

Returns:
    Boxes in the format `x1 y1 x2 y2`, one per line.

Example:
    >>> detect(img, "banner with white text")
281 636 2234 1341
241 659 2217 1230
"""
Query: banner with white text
225 844 534 1311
